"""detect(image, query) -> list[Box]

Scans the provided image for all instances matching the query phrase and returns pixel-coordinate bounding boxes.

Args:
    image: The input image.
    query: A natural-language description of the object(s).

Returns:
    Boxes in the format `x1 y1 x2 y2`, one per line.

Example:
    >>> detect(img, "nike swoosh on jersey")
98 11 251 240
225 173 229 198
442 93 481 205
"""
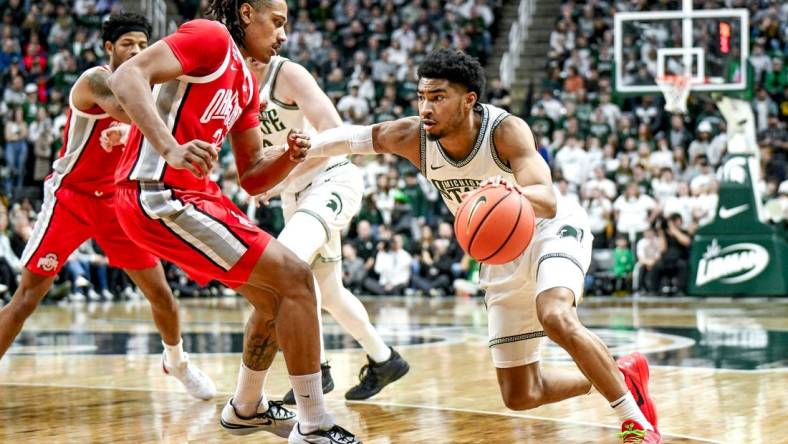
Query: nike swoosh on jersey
718 204 749 219
430 164 445 170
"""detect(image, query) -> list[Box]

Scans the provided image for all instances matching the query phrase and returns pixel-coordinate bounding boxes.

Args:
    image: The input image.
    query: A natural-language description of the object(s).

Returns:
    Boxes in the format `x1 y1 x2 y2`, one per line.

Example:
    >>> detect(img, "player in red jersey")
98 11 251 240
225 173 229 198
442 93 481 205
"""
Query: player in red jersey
108 2 360 443
0 13 216 400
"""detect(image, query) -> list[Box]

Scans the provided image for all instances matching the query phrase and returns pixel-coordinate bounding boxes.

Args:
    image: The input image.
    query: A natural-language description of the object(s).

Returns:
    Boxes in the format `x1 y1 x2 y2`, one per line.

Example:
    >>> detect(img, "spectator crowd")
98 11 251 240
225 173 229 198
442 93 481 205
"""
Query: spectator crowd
0 0 785 301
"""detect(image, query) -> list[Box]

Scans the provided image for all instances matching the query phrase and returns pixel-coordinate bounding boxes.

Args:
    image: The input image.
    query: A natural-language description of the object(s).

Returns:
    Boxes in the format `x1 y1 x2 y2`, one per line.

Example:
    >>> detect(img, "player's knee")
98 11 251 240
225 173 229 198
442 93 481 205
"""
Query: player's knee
283 257 316 304
539 308 580 343
500 384 544 411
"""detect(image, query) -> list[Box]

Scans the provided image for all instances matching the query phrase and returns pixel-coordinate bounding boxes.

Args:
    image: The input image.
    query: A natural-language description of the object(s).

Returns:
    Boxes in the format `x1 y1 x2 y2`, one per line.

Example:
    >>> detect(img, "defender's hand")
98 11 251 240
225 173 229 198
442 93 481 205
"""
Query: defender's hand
99 123 130 152
287 129 310 163
163 140 219 179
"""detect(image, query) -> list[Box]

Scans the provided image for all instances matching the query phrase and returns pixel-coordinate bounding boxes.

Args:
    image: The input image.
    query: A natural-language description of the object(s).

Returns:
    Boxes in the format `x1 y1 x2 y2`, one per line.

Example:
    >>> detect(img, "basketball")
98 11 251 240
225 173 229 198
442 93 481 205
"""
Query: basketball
454 184 536 265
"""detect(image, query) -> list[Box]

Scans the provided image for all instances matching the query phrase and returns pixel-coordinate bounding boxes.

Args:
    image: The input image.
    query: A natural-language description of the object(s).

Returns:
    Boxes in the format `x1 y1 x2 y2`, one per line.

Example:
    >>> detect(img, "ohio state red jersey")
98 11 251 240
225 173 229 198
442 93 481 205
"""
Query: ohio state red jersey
51 65 124 196
116 19 259 192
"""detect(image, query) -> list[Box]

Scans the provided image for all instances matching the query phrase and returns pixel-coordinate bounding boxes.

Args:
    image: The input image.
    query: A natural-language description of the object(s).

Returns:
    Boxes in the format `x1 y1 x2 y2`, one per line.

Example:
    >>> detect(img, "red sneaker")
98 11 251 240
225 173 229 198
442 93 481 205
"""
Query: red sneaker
617 352 658 429
620 419 663 443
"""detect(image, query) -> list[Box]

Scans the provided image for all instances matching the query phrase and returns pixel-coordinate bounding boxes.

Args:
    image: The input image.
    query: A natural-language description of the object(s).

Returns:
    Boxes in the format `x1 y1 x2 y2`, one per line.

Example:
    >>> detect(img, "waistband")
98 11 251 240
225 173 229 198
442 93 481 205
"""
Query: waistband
292 159 352 200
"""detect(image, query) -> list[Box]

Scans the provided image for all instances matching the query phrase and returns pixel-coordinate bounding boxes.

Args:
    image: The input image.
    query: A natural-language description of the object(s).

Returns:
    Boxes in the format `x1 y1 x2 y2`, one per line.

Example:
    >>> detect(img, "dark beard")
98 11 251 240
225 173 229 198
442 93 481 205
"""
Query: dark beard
425 132 440 142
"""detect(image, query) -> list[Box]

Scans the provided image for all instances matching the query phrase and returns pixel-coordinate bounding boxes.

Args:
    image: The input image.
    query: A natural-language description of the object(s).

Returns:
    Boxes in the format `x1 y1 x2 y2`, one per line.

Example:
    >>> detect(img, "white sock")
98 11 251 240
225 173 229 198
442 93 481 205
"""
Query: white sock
290 371 331 431
610 392 653 431
316 264 392 364
233 364 268 417
162 339 185 366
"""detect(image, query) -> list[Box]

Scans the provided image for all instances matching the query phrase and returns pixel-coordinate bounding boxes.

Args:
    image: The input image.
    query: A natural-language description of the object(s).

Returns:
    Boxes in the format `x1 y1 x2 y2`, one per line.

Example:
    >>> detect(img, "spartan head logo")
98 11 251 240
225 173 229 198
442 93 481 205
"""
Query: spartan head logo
326 192 343 215
558 225 583 242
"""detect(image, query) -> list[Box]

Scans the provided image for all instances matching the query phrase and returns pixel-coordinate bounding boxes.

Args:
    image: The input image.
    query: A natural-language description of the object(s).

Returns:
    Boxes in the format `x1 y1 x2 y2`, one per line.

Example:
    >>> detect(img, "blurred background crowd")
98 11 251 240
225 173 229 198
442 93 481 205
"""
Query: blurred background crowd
0 0 784 303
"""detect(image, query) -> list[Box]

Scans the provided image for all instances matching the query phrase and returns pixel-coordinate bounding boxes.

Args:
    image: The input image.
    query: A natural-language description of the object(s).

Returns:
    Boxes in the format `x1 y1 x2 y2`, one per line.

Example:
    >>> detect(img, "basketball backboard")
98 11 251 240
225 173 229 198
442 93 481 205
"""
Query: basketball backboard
614 6 749 94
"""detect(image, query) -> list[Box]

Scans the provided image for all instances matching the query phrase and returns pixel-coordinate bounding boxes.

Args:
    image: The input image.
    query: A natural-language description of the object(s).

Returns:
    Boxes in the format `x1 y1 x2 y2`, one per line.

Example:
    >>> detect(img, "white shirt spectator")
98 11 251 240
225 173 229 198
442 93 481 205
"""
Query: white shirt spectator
337 91 370 124
662 195 693 228
538 96 565 122
385 44 408 66
708 133 727 167
614 194 657 235
650 178 678 202
688 138 711 164
592 98 617 126
374 248 412 288
636 235 661 265
392 26 417 51
584 197 612 234
749 49 773 82
650 148 674 171
583 176 617 200
692 193 718 226
372 56 397 82
0 231 20 272
554 142 589 187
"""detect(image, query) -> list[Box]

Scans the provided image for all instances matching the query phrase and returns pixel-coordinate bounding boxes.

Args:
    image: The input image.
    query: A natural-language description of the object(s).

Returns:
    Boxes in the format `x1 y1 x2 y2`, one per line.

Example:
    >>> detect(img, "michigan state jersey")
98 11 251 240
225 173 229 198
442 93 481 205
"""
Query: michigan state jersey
258 56 345 195
420 103 533 217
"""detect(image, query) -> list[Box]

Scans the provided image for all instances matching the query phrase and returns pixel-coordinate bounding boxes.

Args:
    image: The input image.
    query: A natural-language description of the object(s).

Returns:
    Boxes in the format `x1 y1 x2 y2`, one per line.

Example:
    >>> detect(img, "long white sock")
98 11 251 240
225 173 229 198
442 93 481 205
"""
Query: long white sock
317 266 392 363
610 392 653 431
290 371 331 431
233 364 268 417
162 339 185 366
341 288 391 363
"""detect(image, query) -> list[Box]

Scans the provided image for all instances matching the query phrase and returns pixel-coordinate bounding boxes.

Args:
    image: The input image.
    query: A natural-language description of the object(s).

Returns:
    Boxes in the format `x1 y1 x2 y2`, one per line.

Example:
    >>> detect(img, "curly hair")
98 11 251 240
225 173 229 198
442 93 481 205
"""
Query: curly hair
206 0 277 46
101 13 152 44
417 49 486 101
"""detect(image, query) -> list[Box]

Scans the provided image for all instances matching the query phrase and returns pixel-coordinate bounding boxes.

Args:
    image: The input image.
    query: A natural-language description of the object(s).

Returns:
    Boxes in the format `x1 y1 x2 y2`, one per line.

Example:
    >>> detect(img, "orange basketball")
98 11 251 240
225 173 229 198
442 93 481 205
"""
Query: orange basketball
454 185 536 265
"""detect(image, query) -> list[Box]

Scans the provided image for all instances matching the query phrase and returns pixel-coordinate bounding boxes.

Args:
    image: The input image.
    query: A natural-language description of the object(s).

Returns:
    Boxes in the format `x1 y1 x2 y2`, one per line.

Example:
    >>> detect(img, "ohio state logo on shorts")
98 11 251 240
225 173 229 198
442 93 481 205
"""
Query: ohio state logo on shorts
37 253 59 272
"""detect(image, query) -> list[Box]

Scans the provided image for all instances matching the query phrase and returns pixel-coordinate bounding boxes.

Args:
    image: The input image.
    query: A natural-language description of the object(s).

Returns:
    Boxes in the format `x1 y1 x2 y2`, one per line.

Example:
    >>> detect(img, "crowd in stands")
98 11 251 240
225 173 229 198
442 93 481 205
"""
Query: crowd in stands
0 0 785 301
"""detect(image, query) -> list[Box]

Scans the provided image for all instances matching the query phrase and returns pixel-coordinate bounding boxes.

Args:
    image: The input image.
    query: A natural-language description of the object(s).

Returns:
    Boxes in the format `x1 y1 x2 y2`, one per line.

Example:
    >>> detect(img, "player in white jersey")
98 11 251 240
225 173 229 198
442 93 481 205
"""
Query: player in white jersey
307 49 663 444
220 55 409 436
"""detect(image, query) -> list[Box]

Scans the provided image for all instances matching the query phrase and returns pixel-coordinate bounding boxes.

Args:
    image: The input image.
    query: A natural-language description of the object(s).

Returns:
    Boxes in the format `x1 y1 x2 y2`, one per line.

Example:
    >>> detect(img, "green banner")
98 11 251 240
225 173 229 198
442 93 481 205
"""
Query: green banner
688 154 788 296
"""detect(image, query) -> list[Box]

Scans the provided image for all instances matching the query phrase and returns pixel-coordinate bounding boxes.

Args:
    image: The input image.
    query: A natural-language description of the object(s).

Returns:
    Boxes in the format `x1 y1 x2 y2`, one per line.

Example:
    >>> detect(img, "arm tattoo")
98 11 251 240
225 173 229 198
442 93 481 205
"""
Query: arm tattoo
87 69 114 100
243 319 279 370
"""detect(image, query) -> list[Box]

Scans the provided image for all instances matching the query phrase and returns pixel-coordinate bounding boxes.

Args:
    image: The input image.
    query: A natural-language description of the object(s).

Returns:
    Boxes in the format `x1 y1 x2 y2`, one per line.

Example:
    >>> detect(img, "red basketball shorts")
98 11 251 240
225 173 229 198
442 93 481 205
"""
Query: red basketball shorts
113 183 272 288
22 184 159 276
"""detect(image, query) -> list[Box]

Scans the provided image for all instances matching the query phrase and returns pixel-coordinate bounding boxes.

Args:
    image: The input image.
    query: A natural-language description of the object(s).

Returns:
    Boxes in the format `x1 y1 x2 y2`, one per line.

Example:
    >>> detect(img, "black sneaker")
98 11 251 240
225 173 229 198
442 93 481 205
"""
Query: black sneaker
288 422 362 443
345 347 409 400
282 362 334 405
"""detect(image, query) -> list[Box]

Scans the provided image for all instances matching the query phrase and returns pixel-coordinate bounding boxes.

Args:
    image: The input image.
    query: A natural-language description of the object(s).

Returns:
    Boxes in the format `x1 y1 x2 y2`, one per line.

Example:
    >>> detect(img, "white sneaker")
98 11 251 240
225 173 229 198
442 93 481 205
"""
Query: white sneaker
74 276 90 288
88 289 101 301
162 353 216 400
220 398 296 437
101 289 114 301
289 422 362 444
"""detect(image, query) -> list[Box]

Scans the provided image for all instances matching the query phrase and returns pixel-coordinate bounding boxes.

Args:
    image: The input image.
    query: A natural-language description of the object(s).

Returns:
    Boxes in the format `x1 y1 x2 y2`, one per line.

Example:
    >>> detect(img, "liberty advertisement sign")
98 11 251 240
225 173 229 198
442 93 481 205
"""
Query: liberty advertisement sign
689 237 787 296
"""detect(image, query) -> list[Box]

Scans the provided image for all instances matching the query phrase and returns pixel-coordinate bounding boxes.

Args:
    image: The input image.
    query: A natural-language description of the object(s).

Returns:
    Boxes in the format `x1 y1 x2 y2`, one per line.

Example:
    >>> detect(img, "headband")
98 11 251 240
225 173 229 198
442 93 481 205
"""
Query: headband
107 25 150 43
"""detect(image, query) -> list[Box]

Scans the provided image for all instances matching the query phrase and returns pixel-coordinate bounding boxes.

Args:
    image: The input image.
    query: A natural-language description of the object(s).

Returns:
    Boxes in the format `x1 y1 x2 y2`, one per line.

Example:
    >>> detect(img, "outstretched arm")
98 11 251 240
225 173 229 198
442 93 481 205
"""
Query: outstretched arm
233 127 310 195
492 116 557 219
308 116 422 168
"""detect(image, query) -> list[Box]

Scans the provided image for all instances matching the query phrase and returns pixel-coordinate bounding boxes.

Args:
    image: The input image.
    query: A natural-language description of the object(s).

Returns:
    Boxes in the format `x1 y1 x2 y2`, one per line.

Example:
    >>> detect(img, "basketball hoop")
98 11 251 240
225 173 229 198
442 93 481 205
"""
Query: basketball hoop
656 74 693 114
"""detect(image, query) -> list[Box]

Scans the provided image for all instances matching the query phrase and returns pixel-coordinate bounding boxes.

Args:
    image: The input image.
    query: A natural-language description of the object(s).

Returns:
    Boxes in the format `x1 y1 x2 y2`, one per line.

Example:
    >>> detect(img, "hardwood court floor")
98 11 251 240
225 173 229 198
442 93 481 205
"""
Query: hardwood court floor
0 296 785 443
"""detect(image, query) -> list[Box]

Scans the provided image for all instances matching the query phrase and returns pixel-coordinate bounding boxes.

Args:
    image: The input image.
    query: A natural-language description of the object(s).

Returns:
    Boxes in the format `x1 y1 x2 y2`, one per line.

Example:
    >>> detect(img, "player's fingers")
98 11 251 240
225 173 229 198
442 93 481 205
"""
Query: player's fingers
188 145 215 169
183 152 208 178
182 161 203 178
294 137 311 148
191 140 219 160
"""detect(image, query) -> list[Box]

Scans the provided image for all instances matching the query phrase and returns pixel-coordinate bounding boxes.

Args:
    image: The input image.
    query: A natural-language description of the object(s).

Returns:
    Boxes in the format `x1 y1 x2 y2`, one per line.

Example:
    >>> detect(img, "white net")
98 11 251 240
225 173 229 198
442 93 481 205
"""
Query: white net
656 74 693 114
